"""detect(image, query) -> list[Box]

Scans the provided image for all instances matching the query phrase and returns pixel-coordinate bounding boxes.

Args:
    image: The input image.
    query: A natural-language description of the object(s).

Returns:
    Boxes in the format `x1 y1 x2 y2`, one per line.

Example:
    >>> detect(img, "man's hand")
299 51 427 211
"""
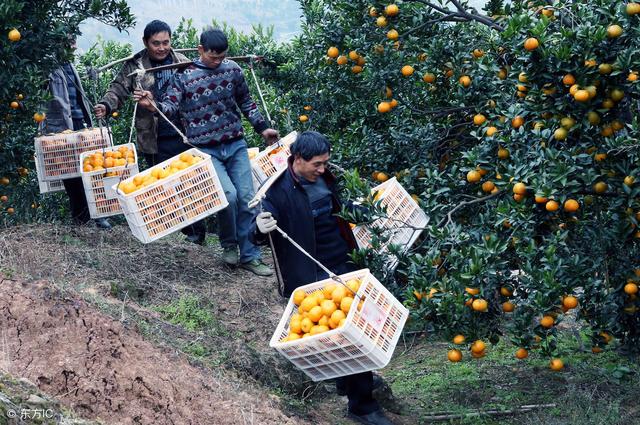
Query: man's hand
133 90 156 111
94 104 107 119
261 128 279 145
256 211 277 234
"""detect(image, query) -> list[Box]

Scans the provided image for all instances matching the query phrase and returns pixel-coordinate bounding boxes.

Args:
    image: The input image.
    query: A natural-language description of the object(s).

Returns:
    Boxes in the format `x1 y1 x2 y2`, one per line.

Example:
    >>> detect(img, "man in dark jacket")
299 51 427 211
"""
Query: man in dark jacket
253 131 393 425
94 20 205 244
44 38 111 229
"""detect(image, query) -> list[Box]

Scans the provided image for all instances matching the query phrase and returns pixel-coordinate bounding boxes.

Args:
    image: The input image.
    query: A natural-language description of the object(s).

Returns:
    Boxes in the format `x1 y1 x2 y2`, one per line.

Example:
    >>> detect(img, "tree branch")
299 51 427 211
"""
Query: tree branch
437 190 505 228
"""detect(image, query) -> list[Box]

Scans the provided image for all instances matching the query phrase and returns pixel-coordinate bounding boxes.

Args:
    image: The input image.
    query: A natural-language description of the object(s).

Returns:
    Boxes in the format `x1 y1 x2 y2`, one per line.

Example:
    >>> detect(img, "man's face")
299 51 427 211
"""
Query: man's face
198 47 227 69
293 152 330 182
144 31 171 61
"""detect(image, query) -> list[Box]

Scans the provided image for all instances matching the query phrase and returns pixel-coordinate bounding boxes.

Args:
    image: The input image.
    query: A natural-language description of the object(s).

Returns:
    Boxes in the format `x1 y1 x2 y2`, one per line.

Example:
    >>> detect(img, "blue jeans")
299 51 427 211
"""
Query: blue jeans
197 139 260 263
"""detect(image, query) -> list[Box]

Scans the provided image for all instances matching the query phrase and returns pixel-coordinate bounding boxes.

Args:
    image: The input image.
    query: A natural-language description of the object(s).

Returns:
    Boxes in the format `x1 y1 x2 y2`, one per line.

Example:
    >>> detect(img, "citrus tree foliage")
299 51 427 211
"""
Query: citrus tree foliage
271 0 640 357
0 0 134 221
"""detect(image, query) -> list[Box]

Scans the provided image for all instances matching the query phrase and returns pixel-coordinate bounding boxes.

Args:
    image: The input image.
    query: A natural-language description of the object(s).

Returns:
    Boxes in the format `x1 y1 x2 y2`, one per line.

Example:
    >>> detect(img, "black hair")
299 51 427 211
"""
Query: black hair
290 131 331 161
143 20 172 41
200 28 228 53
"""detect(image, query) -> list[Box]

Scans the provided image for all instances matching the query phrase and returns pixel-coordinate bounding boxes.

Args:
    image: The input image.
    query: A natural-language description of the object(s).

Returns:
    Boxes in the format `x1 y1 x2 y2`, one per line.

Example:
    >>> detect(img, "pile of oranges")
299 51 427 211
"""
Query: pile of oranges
280 278 365 342
83 145 135 173
118 152 203 195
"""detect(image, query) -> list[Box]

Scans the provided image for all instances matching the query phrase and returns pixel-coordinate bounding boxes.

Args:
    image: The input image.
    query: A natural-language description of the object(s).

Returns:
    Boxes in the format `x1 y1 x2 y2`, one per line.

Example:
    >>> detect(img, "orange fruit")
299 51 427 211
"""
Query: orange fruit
554 127 568 141
535 195 548 204
290 318 302 334
351 65 363 74
346 279 360 294
385 4 399 17
300 296 319 312
465 287 480 296
610 88 625 102
448 349 462 362
348 50 359 61
9 101 19 109
540 315 555 328
6 207 15 214
466 170 481 183
453 334 466 345
323 283 337 299
377 102 391 113
513 182 527 195
472 49 484 58
549 358 564 371
422 72 435 83
593 182 608 194
624 282 638 295
336 55 348 65
331 286 349 304
502 301 515 312
327 46 339 58
375 172 389 182
470 340 486 354
308 305 323 323
473 114 486 126
562 74 576 86
564 199 579 212
607 24 623 38
515 348 528 359
300 317 313 333
299 114 309 123
33 112 46 122
459 75 471 87
500 287 513 297
387 29 398 40
401 65 414 77
627 2 640 15
486 126 498 137
340 296 354 314
376 16 388 27
472 299 488 312
8 29 21 42
497 147 510 160
511 116 524 128
573 90 590 102
623 176 635 186
563 295 579 309
523 37 539 51
482 181 495 193
369 6 378 17
591 346 603 354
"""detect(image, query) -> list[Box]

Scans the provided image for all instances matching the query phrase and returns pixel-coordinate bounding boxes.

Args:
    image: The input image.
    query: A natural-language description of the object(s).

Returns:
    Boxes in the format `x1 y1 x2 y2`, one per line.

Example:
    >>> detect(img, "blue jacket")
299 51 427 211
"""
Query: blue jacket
251 159 357 297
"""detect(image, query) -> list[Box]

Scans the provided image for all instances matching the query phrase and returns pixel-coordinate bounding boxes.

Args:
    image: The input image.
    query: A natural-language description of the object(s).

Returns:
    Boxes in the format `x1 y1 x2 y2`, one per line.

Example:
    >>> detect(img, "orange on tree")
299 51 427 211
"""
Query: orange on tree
593 182 608 193
459 75 471 87
384 4 400 17
327 46 339 58
564 199 579 212
472 298 488 312
482 181 495 193
387 29 398 40
562 74 576 85
502 301 515 312
422 72 435 83
515 348 528 359
513 182 527 195
377 101 391 113
8 28 21 42
511 115 524 128
606 24 623 38
470 340 486 354
624 282 638 295
33 112 46 122
473 114 486 125
336 55 348 65
453 334 466 345
466 170 481 183
523 37 539 51
401 65 414 76
299 114 309 123
563 295 579 309
540 315 555 328
376 16 388 27
627 2 640 14
497 147 509 159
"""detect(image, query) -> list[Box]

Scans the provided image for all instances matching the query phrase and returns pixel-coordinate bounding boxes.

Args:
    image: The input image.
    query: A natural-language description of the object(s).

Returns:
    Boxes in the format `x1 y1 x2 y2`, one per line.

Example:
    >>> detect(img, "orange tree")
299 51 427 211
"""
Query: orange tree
0 0 133 222
269 0 640 363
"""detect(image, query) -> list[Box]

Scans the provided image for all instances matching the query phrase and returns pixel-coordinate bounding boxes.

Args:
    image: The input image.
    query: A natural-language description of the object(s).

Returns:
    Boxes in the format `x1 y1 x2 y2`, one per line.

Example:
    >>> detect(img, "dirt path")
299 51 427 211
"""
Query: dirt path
0 276 306 425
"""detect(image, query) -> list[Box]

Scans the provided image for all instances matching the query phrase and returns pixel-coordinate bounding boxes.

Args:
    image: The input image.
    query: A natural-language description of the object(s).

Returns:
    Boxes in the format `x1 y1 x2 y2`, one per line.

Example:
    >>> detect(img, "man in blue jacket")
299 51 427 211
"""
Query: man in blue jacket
253 131 393 425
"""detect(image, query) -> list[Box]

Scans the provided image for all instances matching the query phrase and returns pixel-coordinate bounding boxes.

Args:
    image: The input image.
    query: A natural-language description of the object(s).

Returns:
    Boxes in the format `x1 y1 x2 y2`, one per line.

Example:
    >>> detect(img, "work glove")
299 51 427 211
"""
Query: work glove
257 211 277 234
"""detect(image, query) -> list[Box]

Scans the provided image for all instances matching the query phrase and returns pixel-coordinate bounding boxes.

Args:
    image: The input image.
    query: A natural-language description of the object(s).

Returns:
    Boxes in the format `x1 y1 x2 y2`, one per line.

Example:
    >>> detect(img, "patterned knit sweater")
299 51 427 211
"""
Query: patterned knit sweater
158 59 268 146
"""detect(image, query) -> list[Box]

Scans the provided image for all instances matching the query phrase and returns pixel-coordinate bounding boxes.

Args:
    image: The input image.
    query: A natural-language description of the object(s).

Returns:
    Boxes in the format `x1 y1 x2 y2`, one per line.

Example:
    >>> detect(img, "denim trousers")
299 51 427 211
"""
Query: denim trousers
197 139 260 263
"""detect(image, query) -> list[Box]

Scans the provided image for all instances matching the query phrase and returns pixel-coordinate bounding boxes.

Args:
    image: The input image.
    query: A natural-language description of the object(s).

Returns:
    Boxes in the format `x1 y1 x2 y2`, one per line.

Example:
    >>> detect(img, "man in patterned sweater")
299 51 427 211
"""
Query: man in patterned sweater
134 27 278 276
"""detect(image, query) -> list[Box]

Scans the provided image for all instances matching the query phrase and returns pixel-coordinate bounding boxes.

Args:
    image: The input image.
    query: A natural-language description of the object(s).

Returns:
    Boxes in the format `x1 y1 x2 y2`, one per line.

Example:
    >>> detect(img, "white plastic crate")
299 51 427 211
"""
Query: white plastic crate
80 143 139 219
353 177 428 257
34 156 64 194
251 131 297 186
34 127 112 181
113 148 228 244
270 269 409 381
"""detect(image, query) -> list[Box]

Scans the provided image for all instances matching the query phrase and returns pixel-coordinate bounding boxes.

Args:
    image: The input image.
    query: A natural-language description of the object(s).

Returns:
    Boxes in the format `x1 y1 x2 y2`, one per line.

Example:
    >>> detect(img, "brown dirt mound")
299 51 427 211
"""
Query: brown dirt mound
0 276 309 425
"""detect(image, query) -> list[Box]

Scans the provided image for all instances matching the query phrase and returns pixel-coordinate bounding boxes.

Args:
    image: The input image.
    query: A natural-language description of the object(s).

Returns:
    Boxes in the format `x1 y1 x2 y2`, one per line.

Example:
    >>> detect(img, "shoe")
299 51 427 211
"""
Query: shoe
222 247 238 265
186 233 206 246
337 373 384 396
94 218 112 230
347 409 394 425
240 259 273 276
